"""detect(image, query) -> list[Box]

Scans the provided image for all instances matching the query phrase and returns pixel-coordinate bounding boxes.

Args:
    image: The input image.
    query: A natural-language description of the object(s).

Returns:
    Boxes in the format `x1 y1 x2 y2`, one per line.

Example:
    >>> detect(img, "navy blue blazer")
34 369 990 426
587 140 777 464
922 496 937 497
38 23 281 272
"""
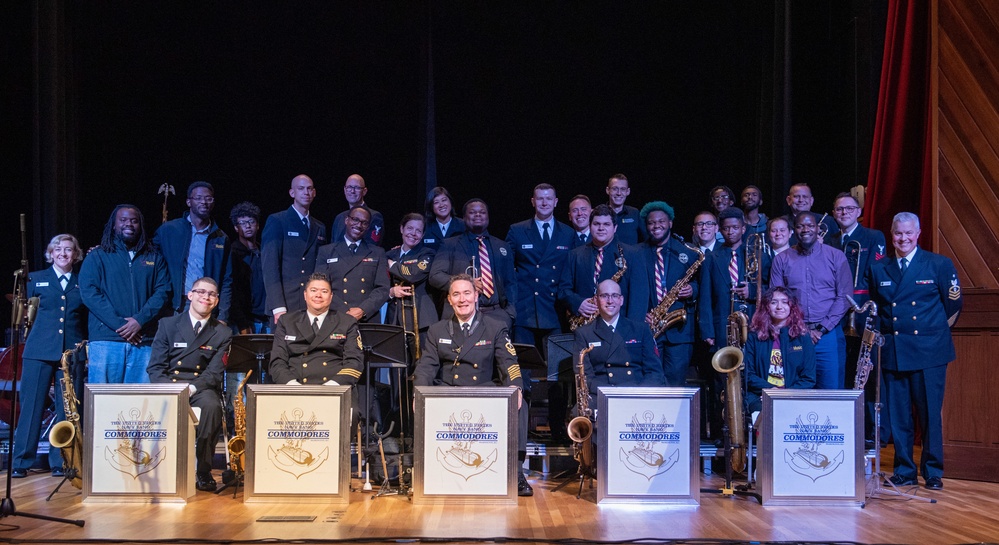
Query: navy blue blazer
23 268 87 361
152 213 233 322
641 237 702 344
828 224 888 332
505 219 575 330
147 312 232 392
385 245 438 328
331 205 386 247
428 230 517 323
422 217 465 251
315 239 391 322
867 248 962 372
697 244 771 343
260 206 327 314
557 240 649 324
572 316 664 396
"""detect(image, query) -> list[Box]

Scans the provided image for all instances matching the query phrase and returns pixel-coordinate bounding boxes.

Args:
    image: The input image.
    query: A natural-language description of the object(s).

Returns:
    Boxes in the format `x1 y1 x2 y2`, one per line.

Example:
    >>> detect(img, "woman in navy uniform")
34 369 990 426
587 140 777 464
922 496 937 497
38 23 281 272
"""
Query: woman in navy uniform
10 234 87 478
422 186 465 251
386 213 438 358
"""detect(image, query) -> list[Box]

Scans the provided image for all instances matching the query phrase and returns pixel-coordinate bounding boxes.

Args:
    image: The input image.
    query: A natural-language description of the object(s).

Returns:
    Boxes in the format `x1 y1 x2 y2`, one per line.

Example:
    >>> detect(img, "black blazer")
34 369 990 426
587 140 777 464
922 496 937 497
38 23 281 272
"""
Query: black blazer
261 206 327 314
315 239 391 322
23 267 87 361
422 217 465 251
147 312 232 392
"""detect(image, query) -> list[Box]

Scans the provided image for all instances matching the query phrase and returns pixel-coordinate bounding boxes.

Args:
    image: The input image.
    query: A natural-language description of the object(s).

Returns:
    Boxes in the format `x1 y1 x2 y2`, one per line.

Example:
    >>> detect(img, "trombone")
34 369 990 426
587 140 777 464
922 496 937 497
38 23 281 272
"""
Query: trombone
396 282 421 360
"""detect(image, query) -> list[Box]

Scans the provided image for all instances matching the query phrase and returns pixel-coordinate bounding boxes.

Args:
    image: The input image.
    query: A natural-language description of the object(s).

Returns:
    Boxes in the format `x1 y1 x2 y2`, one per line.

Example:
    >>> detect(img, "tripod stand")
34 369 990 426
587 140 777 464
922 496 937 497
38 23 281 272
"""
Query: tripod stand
217 336 271 498
1 214 85 527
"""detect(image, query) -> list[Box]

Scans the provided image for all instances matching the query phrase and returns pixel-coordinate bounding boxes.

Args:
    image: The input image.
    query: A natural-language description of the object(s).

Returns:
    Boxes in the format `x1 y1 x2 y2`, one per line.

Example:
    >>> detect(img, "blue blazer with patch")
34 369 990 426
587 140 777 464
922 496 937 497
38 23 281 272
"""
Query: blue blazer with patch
505 219 575 330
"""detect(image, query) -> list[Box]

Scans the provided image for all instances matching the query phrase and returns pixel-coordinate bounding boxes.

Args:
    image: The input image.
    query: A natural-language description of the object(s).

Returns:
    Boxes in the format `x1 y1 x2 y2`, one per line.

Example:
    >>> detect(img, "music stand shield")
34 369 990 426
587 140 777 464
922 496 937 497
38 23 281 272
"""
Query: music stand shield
356 324 411 486
226 334 274 380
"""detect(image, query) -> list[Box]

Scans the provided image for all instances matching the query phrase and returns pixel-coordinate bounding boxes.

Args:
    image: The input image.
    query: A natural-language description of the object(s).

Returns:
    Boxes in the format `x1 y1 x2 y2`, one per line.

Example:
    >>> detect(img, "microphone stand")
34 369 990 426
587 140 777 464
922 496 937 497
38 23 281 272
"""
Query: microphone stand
1 214 85 527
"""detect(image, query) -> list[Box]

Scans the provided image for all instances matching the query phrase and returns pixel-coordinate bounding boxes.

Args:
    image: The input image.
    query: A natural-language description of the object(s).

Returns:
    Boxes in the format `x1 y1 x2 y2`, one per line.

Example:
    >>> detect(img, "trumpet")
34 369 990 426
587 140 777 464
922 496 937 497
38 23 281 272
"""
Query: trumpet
843 239 864 337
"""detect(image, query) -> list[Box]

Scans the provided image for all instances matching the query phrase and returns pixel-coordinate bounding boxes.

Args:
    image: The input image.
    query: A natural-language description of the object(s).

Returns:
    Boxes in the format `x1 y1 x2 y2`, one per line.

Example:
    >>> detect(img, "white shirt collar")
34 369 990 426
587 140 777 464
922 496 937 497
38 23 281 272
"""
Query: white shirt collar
306 309 331 329
842 224 859 238
53 267 71 280
535 218 554 237
188 310 209 332
898 246 918 264
603 315 620 331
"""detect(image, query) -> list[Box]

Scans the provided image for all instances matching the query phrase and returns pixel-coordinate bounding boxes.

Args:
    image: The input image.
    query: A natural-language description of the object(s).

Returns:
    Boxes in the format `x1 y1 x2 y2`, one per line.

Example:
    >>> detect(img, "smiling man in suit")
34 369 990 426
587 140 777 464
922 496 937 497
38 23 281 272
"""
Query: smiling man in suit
147 277 233 492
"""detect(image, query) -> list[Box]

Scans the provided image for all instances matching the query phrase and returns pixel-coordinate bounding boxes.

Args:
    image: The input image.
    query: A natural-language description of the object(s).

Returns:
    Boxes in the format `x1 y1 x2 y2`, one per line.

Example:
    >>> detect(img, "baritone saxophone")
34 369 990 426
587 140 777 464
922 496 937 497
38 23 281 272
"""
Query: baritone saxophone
49 341 86 489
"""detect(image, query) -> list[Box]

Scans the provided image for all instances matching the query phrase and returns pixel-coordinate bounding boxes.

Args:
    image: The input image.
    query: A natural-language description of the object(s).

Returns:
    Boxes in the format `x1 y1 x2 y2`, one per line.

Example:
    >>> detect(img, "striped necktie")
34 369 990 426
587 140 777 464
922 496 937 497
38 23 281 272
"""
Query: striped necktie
655 247 666 303
729 249 739 285
593 247 604 288
477 236 495 298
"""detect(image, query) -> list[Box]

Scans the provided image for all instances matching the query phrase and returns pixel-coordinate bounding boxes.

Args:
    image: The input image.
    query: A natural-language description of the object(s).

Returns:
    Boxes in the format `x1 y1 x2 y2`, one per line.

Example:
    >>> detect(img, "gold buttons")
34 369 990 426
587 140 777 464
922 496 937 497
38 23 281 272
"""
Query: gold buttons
892 302 896 307
303 363 308 368
627 370 632 375
323 362 327 366
912 301 916 306
608 372 614 378
454 374 459 379
472 376 478 381
473 364 478 369
914 330 918 335
175 370 180 374
303 378 308 383
360 289 365 294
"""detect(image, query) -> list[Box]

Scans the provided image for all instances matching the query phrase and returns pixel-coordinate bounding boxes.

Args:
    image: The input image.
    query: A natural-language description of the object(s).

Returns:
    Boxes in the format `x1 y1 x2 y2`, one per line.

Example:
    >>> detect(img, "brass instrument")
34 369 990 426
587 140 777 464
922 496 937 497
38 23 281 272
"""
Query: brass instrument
843 239 864 337
567 346 596 471
49 342 86 489
745 233 768 310
649 243 704 338
396 282 421 361
817 212 830 239
227 369 253 475
157 183 175 224
712 309 748 473
569 244 628 331
851 301 882 389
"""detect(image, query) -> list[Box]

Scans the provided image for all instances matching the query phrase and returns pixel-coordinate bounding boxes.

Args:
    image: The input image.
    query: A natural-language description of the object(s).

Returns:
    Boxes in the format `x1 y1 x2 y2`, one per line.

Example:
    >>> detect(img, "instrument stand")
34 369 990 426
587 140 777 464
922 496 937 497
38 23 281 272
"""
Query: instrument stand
2 215 85 527
44 467 80 502
862 344 934 507
216 470 244 498
700 422 761 503
551 457 595 499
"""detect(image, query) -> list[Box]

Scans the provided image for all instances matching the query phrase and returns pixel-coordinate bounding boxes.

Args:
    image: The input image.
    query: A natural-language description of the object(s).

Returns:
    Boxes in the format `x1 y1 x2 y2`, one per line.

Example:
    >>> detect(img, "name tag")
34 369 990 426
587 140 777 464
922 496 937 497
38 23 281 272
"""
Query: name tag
522 244 533 249
424 238 436 244
327 258 338 263
622 218 634 223
173 342 187 348
792 345 803 351
588 341 601 348
287 231 300 237
284 335 296 341
214 243 224 249
916 279 934 285
36 282 49 287
880 281 892 287
439 338 452 345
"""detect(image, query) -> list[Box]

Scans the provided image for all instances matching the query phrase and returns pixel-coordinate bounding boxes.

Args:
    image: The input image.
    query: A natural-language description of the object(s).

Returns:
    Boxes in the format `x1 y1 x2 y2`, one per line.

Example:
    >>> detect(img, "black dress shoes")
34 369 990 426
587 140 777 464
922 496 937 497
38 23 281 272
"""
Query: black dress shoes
924 476 944 490
11 469 27 479
196 472 218 492
51 467 65 477
884 474 917 487
517 474 534 497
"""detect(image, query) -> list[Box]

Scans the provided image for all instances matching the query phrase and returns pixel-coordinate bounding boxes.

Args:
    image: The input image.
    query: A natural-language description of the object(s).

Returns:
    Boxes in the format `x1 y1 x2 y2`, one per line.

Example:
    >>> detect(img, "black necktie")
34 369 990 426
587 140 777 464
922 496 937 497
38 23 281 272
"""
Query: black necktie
349 243 359 254
193 321 202 336
842 233 849 245
542 223 551 242
59 275 68 291
461 323 470 336
579 233 586 244
302 216 309 230
900 258 908 275
312 317 320 333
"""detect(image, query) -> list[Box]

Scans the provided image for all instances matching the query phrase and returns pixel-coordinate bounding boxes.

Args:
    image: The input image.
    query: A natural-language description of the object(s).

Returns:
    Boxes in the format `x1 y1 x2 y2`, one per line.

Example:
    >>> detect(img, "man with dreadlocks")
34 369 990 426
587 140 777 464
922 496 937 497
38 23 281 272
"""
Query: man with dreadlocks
80 204 171 383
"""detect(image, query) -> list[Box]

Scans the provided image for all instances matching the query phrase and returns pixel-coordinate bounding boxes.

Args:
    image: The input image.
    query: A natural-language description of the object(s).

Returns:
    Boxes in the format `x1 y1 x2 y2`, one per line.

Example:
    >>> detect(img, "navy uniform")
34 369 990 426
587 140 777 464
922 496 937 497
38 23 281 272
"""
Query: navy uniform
611 205 646 245
315 239 391 323
428 231 517 328
697 244 771 347
868 248 962 484
11 268 87 475
269 310 364 386
570 230 590 250
261 207 327 316
572 316 664 404
505 218 575 346
385 244 438 335
147 312 232 477
558 241 649 326
642 236 702 386
422 216 465 251
331 205 386 247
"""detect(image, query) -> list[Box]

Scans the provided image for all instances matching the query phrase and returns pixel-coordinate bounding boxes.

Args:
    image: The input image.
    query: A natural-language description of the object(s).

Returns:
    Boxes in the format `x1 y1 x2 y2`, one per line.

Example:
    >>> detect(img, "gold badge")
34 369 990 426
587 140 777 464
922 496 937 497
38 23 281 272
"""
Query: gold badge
418 258 429 271
505 340 516 356
357 334 364 350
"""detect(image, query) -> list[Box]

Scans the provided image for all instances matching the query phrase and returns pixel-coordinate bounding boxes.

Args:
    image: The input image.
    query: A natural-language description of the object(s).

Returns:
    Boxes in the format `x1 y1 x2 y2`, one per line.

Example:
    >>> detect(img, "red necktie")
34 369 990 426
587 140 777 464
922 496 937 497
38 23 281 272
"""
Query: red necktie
729 250 739 285
477 236 495 298
655 247 666 303
593 247 604 289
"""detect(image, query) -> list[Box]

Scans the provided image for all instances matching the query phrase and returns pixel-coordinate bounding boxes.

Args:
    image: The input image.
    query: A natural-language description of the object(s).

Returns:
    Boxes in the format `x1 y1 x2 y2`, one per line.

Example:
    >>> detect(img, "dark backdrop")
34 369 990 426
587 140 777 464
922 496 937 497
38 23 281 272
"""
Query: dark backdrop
0 1 885 333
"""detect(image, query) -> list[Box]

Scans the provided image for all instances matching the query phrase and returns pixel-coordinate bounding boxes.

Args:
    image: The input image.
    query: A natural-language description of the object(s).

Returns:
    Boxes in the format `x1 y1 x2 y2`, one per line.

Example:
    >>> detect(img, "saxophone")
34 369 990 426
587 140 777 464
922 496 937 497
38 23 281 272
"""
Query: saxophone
49 341 86 489
569 245 628 331
566 346 596 471
712 309 748 473
649 242 704 338
227 369 253 474
851 301 882 389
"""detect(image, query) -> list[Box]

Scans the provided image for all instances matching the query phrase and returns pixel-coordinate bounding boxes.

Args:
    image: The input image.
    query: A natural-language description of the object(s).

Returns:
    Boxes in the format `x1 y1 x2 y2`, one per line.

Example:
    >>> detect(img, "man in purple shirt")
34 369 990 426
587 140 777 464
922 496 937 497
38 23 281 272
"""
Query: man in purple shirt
770 212 852 389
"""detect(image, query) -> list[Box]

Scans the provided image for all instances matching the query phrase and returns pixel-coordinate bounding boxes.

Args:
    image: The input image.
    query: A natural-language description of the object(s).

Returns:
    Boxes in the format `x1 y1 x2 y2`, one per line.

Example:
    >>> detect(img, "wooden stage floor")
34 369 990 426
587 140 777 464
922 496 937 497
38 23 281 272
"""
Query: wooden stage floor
4 451 999 545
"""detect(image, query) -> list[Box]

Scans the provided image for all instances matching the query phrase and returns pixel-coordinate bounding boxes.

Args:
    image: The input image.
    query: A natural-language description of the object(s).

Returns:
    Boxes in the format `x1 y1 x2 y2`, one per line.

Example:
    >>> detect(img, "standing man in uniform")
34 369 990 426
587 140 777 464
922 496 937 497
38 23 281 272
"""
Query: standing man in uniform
567 194 592 249
315 206 390 323
331 174 385 246
153 181 233 324
639 201 701 386
868 212 961 491
261 174 327 324
147 277 232 492
605 174 645 245
413 274 531 495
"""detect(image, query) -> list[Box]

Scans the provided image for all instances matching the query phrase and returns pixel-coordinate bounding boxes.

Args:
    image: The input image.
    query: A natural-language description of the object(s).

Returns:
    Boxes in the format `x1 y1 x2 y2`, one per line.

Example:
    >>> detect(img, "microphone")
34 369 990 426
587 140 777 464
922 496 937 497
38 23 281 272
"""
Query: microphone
26 296 40 329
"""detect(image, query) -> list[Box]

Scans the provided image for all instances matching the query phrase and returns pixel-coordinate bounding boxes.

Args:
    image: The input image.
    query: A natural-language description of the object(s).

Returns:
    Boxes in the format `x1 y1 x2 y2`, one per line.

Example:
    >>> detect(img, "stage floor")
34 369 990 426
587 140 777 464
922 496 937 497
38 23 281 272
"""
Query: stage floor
3 452 999 545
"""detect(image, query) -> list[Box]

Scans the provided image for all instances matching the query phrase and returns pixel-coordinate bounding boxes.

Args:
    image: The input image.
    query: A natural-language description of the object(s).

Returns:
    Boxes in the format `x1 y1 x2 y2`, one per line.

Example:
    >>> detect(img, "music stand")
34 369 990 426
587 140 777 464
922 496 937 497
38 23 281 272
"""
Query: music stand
546 333 576 445
226 334 274 380
357 324 411 498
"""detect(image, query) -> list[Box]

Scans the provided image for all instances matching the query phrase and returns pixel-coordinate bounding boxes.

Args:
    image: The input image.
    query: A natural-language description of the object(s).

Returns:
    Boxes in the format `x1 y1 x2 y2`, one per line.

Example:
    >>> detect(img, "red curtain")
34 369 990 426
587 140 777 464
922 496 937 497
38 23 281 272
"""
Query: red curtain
865 0 934 241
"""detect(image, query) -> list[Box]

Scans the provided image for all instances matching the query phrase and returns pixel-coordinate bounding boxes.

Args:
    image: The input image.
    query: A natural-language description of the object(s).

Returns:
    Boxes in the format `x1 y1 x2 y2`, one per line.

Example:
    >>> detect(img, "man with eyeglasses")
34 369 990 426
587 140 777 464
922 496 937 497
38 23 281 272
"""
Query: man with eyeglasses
315 206 390 323
331 174 385 247
828 192 887 445
147 277 233 492
261 174 327 324
229 201 269 335
153 181 233 323
691 211 719 254
639 201 700 387
605 174 646 245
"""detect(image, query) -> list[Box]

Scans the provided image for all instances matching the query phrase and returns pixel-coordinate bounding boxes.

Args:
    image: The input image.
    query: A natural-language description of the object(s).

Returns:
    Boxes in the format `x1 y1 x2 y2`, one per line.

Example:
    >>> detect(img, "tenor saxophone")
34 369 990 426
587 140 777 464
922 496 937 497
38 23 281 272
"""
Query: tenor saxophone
569 245 628 331
49 341 86 489
567 346 596 471
649 242 704 337
227 369 253 474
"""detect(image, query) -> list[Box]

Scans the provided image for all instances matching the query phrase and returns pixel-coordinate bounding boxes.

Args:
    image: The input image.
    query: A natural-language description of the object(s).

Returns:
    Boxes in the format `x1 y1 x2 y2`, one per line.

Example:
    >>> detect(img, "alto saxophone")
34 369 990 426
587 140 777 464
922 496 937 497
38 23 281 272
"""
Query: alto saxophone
851 301 882 389
567 346 596 472
49 341 86 489
569 245 628 331
649 242 704 337
227 369 253 474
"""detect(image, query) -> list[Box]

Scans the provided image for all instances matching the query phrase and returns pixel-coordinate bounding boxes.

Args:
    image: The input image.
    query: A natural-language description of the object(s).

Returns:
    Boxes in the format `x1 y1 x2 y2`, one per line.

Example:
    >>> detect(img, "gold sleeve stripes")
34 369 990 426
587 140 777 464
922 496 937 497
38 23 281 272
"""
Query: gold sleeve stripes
337 368 363 379
507 364 522 381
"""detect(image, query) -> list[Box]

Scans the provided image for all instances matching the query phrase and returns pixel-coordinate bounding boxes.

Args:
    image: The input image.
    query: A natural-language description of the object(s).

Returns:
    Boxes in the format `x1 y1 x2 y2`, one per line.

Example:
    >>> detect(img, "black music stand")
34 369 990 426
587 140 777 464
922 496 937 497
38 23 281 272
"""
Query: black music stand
546 333 576 444
225 334 274 380
512 343 546 375
357 324 411 497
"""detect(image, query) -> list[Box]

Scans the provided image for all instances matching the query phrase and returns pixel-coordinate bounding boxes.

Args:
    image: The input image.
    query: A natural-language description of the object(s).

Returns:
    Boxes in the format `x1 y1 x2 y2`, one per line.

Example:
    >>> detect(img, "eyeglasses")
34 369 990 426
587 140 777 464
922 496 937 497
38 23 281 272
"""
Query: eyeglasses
711 195 732 203
694 221 717 228
191 288 219 299
834 206 860 213
596 293 623 301
191 197 215 204
347 216 370 226
235 219 257 226
345 185 365 192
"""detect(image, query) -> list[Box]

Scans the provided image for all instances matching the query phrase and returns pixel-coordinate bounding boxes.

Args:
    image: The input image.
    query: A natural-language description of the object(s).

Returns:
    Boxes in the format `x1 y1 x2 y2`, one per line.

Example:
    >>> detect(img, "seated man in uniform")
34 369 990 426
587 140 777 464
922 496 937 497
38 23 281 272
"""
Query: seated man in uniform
413 273 532 496
147 277 233 492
